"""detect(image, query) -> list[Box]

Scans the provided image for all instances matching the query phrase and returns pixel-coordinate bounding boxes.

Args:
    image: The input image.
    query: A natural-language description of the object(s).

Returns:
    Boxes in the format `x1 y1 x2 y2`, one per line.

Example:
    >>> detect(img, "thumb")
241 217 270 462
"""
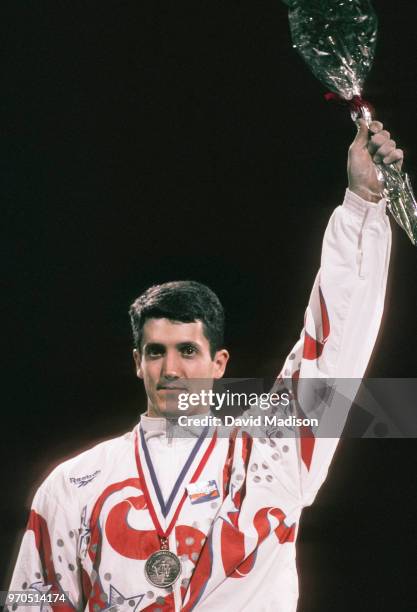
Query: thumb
351 118 369 149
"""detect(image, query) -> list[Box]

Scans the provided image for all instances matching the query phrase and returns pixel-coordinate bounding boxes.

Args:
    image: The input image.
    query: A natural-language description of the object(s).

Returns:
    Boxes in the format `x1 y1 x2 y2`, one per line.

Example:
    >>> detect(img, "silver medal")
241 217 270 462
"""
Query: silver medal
145 550 182 588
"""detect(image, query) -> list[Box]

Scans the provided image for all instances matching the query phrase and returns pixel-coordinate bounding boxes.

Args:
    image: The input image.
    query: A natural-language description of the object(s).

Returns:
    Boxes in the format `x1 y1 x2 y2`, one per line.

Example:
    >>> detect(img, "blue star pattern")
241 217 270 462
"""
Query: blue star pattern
28 582 53 612
104 585 144 612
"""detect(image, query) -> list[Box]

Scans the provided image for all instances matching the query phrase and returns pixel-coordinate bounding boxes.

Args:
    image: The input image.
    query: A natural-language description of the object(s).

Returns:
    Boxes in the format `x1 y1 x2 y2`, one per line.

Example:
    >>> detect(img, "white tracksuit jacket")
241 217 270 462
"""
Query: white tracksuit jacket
8 189 392 612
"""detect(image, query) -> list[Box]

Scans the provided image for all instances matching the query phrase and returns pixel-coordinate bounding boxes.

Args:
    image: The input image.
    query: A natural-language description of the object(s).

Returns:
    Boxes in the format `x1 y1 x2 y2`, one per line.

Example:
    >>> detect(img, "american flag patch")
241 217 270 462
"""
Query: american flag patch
187 480 220 505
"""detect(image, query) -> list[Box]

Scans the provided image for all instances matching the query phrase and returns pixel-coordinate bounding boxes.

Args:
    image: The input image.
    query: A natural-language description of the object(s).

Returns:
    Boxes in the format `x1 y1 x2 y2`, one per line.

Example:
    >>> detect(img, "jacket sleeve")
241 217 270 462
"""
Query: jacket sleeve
261 188 392 506
7 476 83 611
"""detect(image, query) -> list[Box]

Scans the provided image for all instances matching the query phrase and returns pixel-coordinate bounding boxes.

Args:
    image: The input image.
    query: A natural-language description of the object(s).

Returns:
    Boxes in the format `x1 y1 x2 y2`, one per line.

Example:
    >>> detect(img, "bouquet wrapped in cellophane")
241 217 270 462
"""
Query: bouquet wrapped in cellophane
282 0 417 245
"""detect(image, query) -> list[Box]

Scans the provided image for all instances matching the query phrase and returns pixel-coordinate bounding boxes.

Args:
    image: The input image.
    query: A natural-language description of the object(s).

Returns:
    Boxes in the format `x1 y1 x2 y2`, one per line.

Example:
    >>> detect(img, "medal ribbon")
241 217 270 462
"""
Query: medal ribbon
140 425 208 517
135 425 218 542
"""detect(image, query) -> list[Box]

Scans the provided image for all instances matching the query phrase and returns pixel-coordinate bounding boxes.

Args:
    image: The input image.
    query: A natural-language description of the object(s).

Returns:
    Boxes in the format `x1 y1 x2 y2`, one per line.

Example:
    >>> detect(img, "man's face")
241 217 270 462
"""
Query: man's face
133 318 229 417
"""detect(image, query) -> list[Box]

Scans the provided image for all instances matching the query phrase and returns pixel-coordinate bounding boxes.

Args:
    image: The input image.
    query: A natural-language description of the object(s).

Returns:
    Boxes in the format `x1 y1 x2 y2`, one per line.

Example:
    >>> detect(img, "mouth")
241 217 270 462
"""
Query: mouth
157 385 188 392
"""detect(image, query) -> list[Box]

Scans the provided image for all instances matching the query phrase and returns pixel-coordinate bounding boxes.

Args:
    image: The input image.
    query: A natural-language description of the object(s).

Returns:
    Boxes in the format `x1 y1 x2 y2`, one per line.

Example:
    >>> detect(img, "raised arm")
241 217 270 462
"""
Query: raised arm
284 119 399 380
262 121 401 505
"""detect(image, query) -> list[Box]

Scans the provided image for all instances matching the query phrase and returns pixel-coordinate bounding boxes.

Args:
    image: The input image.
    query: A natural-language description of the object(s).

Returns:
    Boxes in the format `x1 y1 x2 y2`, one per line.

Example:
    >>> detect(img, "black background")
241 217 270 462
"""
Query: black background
2 1 417 610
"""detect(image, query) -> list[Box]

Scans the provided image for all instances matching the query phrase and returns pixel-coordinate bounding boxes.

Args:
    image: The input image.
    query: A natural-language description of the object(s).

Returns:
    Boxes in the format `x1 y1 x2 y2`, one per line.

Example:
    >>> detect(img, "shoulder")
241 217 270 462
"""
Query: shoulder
35 427 138 510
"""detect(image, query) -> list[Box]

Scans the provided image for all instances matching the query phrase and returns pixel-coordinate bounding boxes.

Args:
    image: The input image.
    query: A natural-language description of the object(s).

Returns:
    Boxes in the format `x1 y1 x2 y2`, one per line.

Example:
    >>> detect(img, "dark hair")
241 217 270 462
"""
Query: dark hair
129 280 225 358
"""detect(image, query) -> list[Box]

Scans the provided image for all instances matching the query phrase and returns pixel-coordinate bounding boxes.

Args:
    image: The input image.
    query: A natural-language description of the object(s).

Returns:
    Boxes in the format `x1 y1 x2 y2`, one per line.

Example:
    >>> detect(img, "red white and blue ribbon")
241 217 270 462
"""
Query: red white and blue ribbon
135 425 218 543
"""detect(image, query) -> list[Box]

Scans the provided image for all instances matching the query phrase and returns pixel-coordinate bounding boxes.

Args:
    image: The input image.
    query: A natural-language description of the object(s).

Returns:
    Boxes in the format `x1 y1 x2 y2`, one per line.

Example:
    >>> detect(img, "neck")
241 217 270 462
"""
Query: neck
146 410 166 419
146 404 210 419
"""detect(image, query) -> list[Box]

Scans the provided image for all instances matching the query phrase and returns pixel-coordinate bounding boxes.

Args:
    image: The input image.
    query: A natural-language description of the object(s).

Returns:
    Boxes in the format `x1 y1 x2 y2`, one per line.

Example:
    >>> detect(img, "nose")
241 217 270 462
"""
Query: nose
161 349 182 379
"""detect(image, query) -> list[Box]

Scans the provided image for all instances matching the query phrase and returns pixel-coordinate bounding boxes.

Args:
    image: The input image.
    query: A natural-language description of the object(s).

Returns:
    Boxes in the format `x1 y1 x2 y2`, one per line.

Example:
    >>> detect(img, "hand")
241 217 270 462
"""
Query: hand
348 119 404 203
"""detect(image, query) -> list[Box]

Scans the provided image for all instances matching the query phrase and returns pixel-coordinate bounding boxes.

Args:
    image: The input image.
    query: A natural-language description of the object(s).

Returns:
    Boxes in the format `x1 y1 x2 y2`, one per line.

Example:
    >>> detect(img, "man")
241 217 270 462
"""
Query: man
8 120 402 611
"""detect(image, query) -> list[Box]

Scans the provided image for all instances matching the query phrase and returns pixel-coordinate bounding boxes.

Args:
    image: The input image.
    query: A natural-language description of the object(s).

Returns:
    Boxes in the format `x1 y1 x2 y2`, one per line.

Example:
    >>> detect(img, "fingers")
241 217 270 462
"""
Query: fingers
367 123 404 169
382 149 403 164
373 139 396 162
368 120 384 134
368 131 392 155
350 119 404 170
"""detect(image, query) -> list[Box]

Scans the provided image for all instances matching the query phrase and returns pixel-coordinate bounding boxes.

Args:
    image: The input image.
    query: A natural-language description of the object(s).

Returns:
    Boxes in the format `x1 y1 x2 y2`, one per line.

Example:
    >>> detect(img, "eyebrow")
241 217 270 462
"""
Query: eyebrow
143 343 166 354
176 341 201 351
143 341 201 353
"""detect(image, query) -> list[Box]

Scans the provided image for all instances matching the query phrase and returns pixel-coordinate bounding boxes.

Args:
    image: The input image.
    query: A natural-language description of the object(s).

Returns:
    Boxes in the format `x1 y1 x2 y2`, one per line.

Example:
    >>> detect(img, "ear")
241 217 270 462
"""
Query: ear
213 348 230 379
133 348 143 379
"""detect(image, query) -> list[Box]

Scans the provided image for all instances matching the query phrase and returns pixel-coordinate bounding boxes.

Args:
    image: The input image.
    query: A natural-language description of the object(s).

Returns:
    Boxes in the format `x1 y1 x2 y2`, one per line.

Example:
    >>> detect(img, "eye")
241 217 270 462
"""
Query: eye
145 344 165 358
180 344 198 357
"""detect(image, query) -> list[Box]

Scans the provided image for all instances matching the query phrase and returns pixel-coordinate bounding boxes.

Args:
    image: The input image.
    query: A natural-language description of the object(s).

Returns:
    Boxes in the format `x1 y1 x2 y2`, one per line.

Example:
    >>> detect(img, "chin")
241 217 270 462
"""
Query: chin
152 401 182 418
